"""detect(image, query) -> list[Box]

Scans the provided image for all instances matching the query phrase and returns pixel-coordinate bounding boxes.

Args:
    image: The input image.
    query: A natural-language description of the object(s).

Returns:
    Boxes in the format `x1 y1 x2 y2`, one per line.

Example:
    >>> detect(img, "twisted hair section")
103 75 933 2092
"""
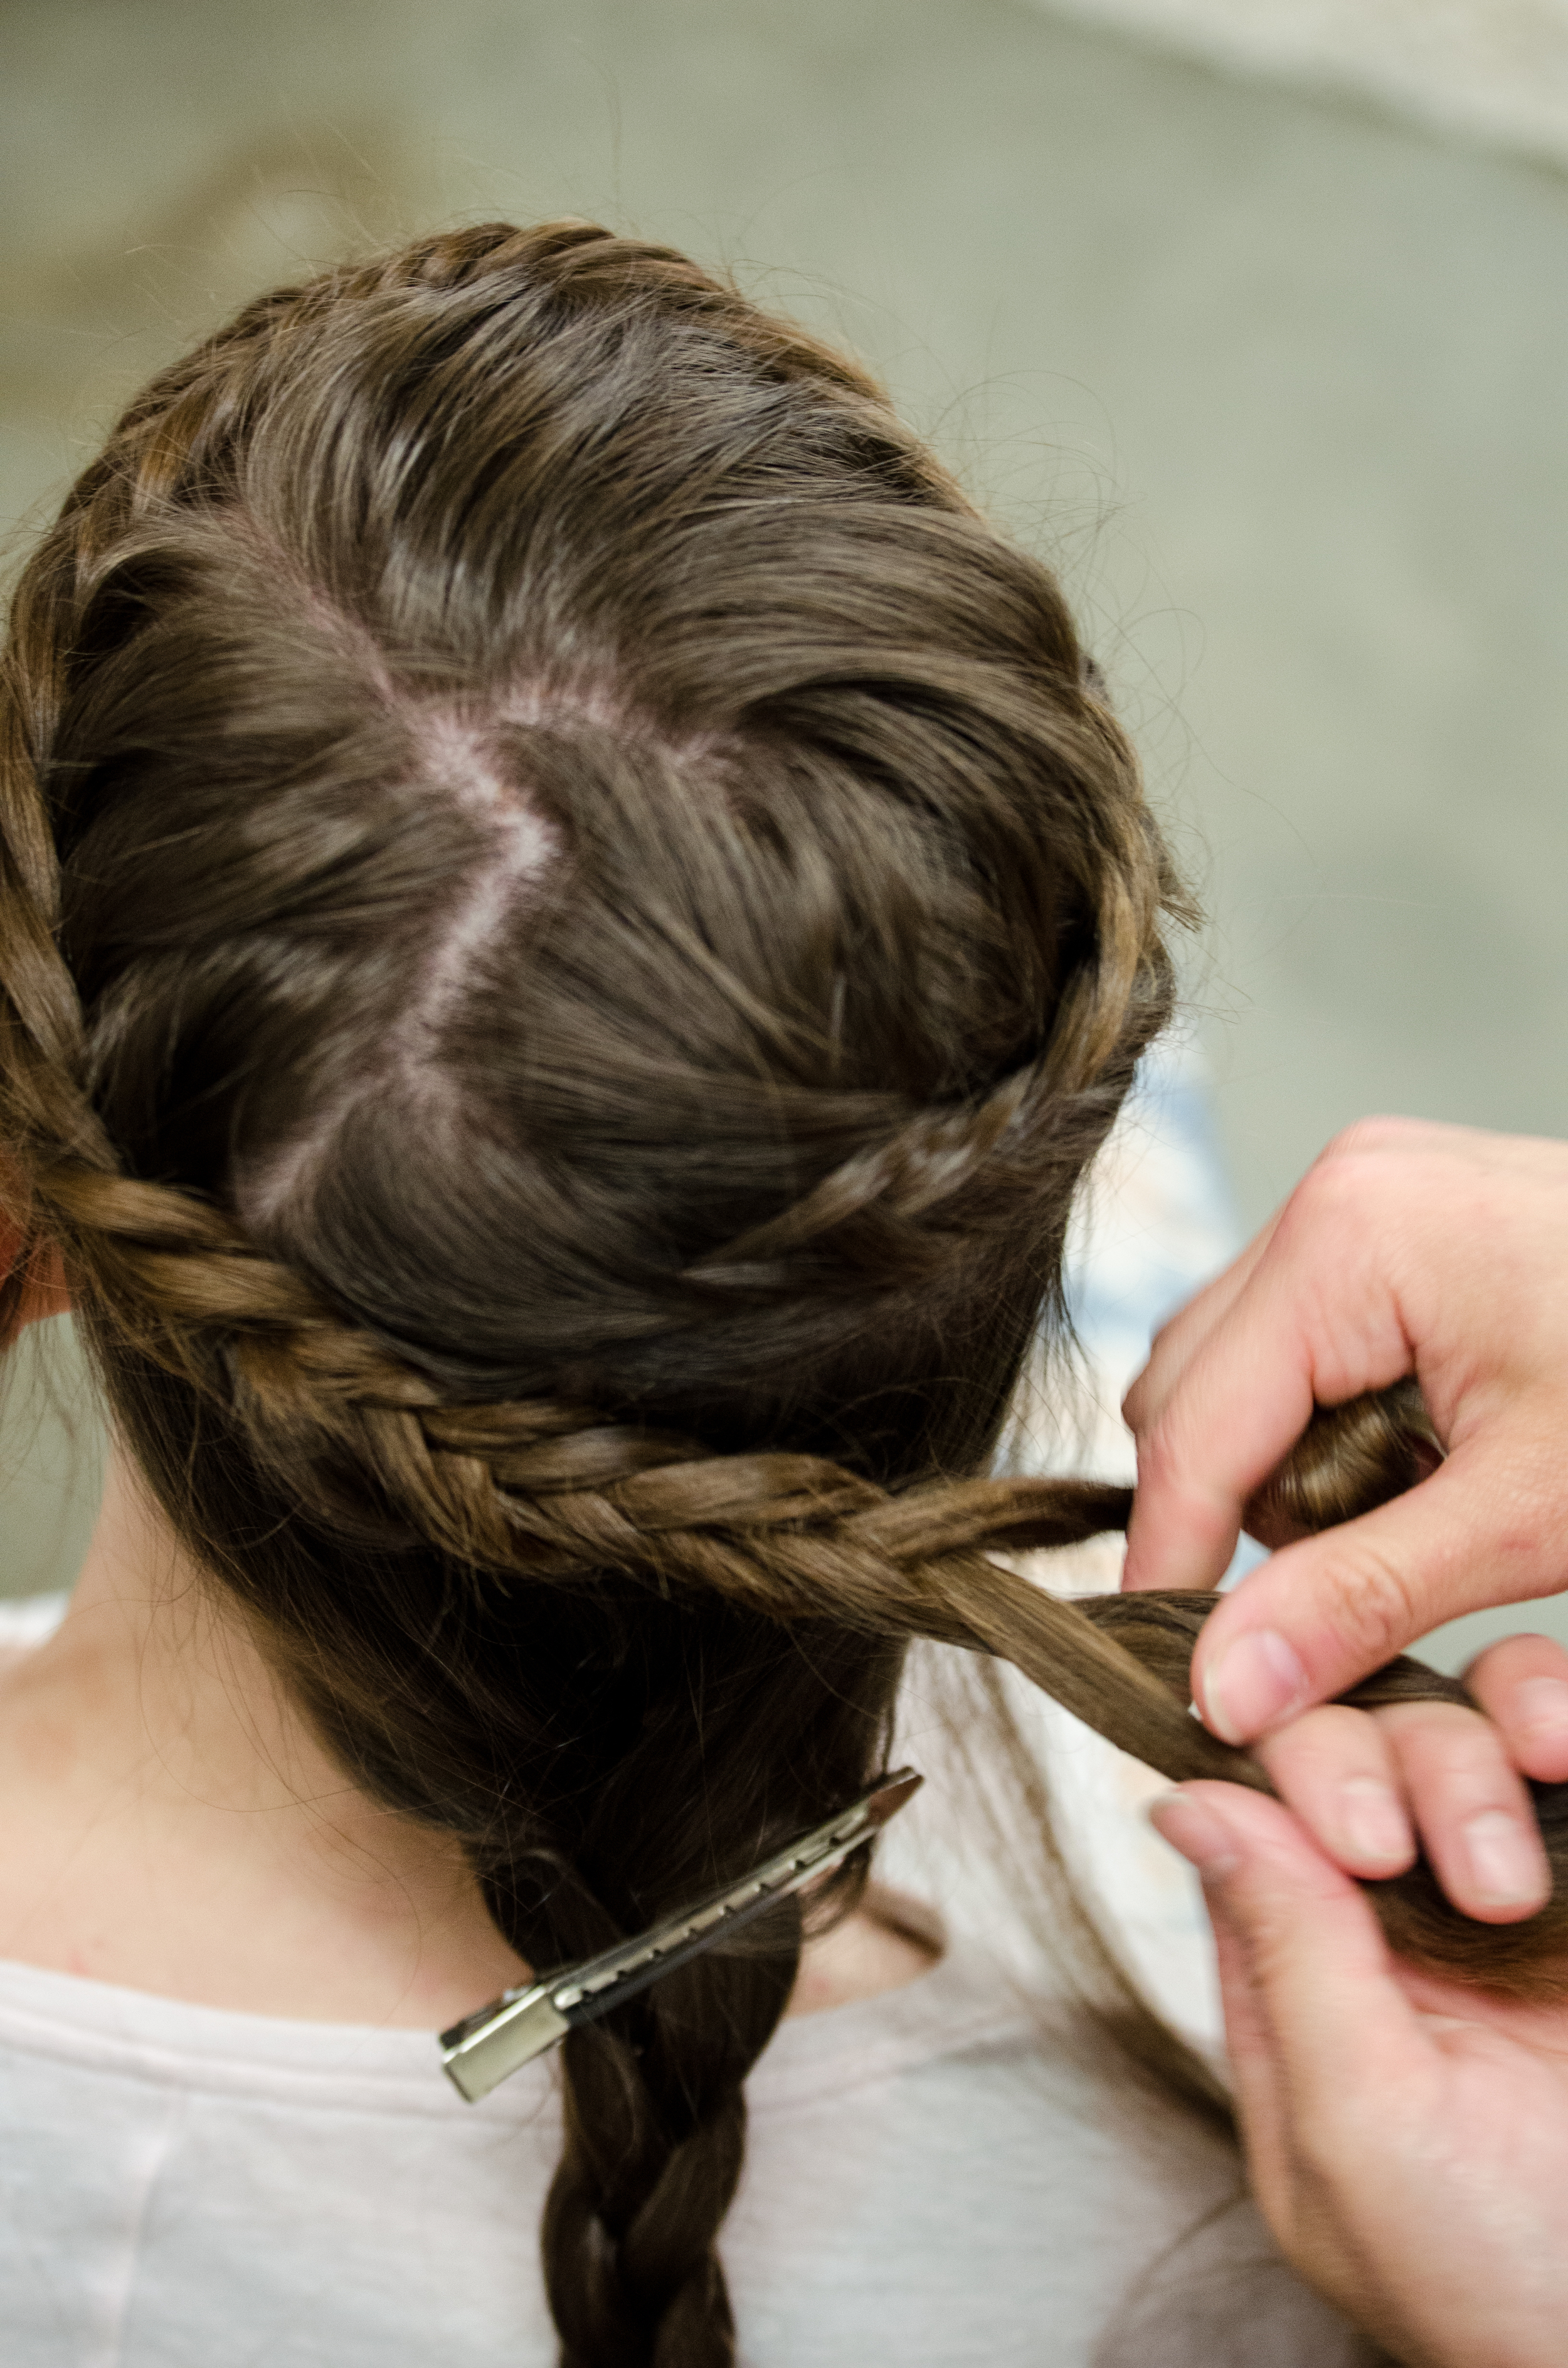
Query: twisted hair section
29 1159 1568 1998
0 216 1482 2368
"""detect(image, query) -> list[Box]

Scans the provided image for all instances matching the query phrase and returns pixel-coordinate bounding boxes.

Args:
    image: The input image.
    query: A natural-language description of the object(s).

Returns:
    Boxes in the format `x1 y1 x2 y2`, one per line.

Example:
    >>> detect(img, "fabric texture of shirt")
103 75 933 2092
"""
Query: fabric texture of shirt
0 1920 1369 2368
0 1592 1376 2368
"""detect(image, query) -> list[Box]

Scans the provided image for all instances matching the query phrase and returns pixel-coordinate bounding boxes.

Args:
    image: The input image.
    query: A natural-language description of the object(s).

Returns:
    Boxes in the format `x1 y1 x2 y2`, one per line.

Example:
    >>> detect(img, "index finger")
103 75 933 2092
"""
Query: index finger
1121 1208 1282 1439
1121 1199 1414 1593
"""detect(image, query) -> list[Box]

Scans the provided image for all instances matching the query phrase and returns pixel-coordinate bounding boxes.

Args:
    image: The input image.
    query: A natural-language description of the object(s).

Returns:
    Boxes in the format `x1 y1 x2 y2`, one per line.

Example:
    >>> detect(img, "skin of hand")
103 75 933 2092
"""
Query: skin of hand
1120 1117 1568 1913
1150 1778 1568 2368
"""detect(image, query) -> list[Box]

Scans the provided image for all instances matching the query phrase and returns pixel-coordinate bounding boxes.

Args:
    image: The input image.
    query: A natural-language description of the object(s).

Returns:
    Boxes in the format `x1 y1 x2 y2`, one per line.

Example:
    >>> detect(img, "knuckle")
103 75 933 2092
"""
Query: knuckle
1305 1136 1370 1208
1288 1118 1417 1240
1306 1541 1424 1675
1461 1632 1562 1693
1271 1162 1360 1274
1380 1699 1514 1788
1135 1423 1233 1532
1323 1113 1419 1160
1372 1698 1480 1756
1259 1702 1374 1785
1135 1419 1184 1489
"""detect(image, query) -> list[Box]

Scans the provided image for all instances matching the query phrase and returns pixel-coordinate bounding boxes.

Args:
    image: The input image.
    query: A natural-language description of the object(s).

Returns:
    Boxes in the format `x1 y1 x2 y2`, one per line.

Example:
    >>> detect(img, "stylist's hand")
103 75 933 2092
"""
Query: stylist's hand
1123 1120 1568 1765
1152 1779 1568 2368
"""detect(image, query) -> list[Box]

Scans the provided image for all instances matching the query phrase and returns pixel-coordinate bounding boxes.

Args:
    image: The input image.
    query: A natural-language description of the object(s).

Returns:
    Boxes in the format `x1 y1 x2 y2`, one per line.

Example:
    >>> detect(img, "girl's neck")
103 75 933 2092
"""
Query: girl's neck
0 1447 933 2026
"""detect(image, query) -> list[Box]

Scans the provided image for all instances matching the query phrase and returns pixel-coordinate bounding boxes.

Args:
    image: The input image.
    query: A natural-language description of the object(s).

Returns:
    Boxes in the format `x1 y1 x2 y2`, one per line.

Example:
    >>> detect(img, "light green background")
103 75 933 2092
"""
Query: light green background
3 0 1565 1670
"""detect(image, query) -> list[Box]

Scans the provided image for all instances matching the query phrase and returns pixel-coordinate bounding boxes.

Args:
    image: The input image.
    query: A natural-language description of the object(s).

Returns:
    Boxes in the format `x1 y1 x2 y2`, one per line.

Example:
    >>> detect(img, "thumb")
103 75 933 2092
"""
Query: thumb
1150 1783 1431 2157
1189 1446 1568 1743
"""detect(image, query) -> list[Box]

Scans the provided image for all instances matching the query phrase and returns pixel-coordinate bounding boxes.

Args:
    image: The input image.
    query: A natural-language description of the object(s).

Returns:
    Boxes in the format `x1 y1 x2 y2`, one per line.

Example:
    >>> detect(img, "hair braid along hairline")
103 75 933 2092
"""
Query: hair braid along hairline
43 1145 1568 1999
24 838 1150 1378
26 1156 1237 1778
27 1163 1255 1812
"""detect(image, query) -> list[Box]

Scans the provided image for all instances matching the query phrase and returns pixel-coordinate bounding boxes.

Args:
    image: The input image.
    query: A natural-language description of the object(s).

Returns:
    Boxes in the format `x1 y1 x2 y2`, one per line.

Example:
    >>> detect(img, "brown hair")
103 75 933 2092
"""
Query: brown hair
0 221 1557 2366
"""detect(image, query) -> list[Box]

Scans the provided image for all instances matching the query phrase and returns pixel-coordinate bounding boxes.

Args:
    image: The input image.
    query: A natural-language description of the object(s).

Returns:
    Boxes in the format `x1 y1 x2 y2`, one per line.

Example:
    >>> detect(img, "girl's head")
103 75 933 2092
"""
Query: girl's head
0 223 1181 2364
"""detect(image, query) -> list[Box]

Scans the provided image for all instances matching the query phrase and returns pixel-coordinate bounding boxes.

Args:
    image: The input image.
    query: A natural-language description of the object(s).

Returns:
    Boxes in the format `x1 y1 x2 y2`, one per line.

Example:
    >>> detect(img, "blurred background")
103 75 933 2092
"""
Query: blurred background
3 0 1566 1669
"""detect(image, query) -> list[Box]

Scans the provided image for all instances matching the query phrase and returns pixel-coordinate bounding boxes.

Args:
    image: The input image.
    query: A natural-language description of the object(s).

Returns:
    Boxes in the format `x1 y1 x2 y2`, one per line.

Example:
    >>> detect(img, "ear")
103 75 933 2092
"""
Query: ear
1 1219 71 1335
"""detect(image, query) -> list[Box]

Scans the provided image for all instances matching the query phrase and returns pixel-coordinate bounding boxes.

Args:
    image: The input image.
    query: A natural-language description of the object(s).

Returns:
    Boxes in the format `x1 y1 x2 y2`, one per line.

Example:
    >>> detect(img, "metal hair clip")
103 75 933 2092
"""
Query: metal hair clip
440 1768 923 2103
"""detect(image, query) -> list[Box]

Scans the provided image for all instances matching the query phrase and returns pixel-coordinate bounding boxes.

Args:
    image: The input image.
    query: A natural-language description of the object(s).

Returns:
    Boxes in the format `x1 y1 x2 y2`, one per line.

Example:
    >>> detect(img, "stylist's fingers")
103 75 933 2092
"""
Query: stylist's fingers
1257 1688 1555 1916
1204 1896 1291 2204
1149 1784 1429 2228
1158 1774 1568 2368
1374 1701 1550 1923
1188 1445 1568 1743
1122 1315 1422 1597
1127 1122 1568 1630
1463 1634 1568 1785
1253 1705 1414 1880
1121 1139 1425 1592
1120 1213 1281 1437
1147 1790 1293 2206
1121 1280 1322 1596
1150 1783 1417 2066
1122 1346 1318 1593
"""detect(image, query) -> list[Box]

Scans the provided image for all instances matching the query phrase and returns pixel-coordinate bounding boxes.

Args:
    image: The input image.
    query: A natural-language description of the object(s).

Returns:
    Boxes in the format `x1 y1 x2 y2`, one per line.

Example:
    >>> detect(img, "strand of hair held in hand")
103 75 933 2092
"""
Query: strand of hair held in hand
1081 1380 1568 2000
49 1160 1568 1994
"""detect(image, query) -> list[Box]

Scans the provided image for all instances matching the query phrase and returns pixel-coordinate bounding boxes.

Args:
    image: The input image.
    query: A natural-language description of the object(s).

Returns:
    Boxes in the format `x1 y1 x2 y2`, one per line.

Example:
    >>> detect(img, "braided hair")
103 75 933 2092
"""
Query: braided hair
1 222 1551 2367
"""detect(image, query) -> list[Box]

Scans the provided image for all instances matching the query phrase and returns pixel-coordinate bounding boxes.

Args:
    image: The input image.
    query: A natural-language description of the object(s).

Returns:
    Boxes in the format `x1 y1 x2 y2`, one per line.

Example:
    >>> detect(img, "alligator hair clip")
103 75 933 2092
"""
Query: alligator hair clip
440 1768 923 2103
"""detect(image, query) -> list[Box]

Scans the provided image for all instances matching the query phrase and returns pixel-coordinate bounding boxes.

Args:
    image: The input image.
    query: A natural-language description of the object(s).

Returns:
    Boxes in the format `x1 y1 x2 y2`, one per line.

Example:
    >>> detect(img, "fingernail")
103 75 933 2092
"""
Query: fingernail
1201 1630 1310 1744
1148 1792 1239 1876
1461 1810 1546 1908
1338 1777 1412 1869
1513 1678 1568 1746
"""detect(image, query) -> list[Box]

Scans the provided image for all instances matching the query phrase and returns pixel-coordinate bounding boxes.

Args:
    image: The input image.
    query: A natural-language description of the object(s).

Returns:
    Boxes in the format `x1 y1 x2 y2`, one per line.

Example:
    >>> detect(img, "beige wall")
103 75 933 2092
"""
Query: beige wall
1032 0 1568 168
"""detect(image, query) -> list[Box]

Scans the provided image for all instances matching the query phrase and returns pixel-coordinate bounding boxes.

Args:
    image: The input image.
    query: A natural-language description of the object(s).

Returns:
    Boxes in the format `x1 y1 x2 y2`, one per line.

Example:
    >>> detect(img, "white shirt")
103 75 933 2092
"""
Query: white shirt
0 1599 1368 2365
